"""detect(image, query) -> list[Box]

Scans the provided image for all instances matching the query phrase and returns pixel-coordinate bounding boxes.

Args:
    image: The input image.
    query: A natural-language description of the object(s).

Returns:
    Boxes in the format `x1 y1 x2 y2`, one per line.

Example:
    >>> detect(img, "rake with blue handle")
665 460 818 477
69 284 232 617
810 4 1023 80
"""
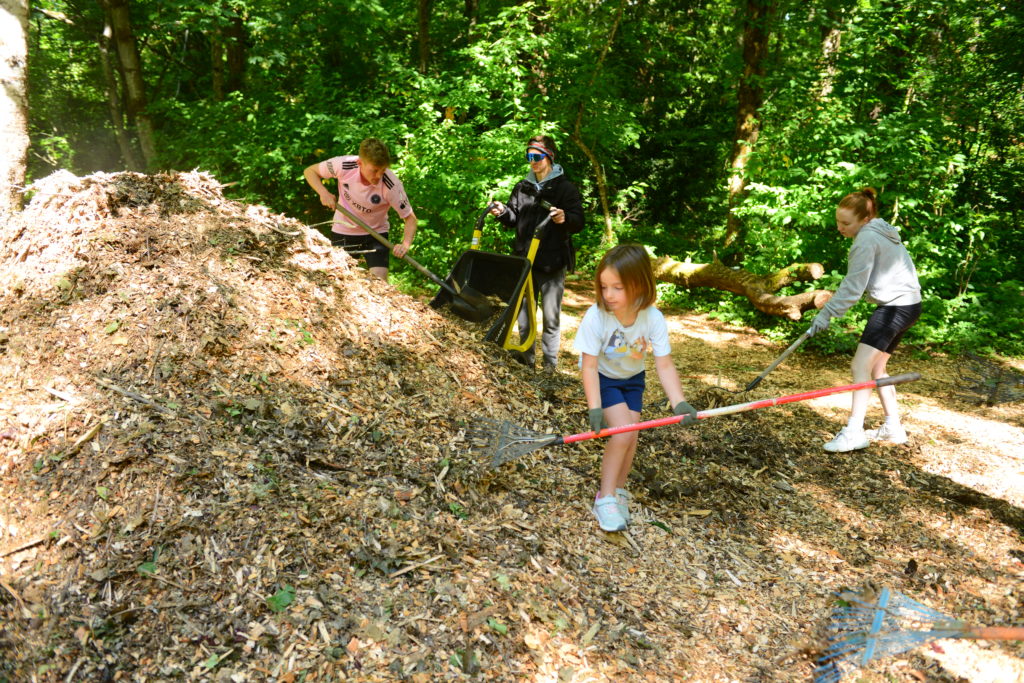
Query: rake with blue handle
814 586 1024 683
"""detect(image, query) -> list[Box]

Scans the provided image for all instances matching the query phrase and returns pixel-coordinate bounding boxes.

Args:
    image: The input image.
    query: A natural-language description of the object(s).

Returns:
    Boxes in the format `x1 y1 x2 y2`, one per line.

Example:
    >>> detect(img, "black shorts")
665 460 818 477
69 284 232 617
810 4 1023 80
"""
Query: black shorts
860 302 921 354
329 232 390 269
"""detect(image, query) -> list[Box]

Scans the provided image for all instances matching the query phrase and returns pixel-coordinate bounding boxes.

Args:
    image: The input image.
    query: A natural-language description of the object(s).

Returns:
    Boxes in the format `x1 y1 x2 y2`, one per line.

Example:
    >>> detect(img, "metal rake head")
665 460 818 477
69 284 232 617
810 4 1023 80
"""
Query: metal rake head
465 419 561 468
813 588 965 683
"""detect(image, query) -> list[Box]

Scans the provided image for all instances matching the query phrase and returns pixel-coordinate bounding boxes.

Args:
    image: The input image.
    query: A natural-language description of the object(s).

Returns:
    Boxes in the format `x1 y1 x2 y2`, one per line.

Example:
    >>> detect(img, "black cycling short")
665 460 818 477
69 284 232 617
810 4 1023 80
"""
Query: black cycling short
860 302 921 354
329 232 390 269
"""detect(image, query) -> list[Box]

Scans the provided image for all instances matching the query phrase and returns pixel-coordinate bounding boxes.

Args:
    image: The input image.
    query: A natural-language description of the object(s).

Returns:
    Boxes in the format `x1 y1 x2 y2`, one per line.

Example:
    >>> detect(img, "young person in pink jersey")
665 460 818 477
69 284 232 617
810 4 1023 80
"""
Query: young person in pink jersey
303 138 418 281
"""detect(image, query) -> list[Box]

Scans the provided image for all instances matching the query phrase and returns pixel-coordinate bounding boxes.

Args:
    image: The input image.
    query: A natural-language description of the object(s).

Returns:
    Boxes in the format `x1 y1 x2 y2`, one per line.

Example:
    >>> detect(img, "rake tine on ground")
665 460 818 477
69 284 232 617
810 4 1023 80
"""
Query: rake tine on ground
474 374 922 468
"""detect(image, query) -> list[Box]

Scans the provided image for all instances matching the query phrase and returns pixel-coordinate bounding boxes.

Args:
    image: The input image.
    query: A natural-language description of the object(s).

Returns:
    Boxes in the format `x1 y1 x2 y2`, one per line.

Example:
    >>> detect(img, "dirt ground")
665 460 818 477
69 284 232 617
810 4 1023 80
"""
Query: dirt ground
0 171 1021 682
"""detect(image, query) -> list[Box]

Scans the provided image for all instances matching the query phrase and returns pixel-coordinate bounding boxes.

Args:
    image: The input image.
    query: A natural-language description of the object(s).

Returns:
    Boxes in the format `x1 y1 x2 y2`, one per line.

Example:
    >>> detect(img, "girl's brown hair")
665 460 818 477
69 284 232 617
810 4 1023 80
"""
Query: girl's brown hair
594 244 657 312
837 187 879 221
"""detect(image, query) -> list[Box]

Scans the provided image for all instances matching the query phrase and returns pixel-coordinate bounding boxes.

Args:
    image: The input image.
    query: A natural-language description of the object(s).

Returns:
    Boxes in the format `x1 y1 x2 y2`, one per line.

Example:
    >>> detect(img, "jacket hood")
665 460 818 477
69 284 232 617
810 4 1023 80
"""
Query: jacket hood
859 217 902 244
525 164 565 191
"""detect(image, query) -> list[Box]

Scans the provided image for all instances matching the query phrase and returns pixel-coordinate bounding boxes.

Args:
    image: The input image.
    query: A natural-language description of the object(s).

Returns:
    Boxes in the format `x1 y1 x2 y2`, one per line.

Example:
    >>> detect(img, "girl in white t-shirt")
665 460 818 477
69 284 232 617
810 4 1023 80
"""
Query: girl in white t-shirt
572 245 697 532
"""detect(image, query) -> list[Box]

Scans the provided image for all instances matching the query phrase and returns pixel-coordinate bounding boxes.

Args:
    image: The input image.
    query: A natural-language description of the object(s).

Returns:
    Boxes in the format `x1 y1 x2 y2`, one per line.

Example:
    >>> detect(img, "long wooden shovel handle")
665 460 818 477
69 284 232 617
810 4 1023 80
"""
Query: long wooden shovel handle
744 331 812 392
331 201 462 298
560 373 922 445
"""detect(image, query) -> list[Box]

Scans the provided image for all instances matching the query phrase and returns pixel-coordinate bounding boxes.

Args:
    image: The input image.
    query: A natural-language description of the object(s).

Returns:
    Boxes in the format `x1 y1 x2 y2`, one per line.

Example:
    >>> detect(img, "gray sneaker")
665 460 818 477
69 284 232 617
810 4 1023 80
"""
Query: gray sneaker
866 422 908 444
593 495 627 532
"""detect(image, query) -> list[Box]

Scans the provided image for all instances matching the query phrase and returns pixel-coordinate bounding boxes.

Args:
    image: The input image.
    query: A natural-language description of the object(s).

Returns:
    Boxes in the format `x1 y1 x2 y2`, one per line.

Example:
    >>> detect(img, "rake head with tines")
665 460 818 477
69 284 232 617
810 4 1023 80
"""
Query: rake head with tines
466 419 562 467
813 586 1024 683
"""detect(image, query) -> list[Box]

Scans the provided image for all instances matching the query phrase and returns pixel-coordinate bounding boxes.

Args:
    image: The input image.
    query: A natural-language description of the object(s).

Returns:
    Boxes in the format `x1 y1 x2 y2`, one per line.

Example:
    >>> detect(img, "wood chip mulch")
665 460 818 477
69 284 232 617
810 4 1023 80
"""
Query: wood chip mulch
0 171 1021 682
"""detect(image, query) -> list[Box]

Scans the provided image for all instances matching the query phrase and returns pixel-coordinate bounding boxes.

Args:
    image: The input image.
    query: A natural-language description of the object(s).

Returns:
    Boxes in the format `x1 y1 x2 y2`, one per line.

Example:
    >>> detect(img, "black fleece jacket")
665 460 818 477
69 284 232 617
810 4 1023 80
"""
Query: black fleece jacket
494 172 585 273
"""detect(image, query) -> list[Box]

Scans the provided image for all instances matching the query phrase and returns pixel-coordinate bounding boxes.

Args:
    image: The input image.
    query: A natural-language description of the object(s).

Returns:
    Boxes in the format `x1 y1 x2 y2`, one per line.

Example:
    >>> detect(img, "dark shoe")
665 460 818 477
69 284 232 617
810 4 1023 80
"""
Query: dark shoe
510 350 533 367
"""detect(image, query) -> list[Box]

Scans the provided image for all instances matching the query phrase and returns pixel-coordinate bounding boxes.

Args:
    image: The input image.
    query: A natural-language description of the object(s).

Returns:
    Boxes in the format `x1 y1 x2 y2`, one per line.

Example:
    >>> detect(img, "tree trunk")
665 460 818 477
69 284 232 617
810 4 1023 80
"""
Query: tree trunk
224 14 245 94
0 0 30 215
211 31 225 101
816 23 841 100
417 0 433 74
723 0 772 261
99 18 143 171
652 255 831 320
570 134 614 245
464 0 478 34
571 0 625 246
101 0 157 170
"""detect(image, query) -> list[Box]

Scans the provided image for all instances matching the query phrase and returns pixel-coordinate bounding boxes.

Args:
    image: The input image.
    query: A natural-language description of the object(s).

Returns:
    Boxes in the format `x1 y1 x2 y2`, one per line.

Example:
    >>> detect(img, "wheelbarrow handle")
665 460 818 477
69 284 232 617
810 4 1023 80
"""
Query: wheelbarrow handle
331 202 461 299
471 202 498 250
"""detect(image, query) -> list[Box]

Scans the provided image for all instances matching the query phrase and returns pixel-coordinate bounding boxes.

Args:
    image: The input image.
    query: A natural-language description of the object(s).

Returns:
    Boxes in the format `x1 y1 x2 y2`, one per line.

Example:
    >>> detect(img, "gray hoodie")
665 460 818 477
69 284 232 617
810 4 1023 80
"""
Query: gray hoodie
821 217 921 320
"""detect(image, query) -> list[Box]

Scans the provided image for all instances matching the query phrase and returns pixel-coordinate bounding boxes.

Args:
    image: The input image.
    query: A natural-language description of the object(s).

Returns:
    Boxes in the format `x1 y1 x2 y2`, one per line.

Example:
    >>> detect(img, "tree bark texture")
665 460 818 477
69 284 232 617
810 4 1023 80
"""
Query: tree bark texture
724 0 771 258
652 255 831 320
101 0 157 170
211 31 225 100
224 14 245 94
0 0 30 215
417 0 433 74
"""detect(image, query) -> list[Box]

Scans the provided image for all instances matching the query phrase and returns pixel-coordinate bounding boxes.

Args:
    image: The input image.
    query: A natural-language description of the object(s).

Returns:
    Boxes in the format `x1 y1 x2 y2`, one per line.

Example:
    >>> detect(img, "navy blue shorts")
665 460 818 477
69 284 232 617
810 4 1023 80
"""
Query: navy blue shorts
329 232 390 269
860 303 921 354
599 371 645 412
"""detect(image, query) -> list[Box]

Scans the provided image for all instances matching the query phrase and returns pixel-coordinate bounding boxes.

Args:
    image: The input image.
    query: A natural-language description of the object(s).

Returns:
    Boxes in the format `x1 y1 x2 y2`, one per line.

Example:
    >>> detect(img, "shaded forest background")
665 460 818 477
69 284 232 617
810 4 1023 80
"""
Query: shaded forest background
21 0 1024 355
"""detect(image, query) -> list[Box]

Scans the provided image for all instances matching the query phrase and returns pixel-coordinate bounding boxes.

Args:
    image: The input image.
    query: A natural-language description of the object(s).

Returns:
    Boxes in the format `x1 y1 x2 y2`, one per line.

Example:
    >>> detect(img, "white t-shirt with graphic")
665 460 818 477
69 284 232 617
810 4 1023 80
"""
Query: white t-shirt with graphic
572 304 672 379
318 155 413 236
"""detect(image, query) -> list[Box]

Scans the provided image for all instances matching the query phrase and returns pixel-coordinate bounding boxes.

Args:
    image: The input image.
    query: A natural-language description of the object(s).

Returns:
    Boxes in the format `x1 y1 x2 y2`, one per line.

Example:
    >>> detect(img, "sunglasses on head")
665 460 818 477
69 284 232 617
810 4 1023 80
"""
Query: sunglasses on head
525 152 548 162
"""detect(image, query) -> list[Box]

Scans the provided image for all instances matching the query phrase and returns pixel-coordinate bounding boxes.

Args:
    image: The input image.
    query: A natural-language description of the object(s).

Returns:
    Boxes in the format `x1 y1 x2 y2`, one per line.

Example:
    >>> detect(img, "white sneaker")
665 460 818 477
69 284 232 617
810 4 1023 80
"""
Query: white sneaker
866 422 908 445
593 495 627 532
823 427 870 453
615 488 633 524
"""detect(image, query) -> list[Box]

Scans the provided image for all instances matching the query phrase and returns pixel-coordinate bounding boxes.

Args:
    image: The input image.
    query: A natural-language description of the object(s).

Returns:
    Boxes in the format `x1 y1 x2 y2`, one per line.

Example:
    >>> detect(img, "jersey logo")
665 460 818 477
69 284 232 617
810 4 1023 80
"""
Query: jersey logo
370 194 381 205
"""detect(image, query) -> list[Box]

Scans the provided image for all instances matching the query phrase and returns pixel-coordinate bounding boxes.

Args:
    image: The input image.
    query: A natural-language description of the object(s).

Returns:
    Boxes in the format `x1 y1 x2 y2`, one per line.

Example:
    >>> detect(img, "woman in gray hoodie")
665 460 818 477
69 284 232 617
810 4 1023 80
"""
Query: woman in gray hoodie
807 188 922 453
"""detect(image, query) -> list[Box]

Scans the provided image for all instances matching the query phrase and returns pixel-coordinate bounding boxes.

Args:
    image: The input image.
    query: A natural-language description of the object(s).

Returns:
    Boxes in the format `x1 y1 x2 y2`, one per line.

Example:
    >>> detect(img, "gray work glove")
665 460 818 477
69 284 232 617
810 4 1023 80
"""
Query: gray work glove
807 311 831 338
674 401 698 427
588 408 607 433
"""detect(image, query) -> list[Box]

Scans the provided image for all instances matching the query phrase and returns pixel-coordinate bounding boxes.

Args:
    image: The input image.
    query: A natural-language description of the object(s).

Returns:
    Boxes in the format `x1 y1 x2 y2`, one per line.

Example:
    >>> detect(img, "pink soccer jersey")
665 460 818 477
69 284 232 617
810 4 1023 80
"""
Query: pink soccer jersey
318 155 413 235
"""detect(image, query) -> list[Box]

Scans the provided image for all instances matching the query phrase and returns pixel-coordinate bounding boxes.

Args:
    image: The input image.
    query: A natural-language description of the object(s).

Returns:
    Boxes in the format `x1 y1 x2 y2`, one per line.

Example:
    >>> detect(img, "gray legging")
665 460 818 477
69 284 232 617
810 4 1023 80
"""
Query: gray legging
517 267 566 367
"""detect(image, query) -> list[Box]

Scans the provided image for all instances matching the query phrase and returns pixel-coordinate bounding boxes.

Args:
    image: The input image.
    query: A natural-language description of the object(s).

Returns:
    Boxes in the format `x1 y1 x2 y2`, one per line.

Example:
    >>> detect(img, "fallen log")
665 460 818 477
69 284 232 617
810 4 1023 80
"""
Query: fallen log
652 255 832 320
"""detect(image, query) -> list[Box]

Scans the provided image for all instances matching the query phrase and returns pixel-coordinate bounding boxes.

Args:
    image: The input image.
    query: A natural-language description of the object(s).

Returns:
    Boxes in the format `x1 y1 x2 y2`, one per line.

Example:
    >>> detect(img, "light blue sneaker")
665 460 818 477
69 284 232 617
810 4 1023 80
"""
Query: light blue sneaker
593 495 627 532
615 488 633 524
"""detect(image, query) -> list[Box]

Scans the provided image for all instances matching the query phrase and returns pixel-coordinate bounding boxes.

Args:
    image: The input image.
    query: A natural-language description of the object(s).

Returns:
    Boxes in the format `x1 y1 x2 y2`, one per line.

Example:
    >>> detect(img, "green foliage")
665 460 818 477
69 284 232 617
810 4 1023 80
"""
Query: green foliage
266 584 296 613
24 0 1024 356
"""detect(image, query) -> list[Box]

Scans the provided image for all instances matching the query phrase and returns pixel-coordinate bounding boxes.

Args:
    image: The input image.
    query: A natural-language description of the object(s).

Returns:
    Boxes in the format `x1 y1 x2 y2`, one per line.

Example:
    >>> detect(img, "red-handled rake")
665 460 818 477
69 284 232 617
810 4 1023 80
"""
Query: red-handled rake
470 373 921 468
813 586 1024 683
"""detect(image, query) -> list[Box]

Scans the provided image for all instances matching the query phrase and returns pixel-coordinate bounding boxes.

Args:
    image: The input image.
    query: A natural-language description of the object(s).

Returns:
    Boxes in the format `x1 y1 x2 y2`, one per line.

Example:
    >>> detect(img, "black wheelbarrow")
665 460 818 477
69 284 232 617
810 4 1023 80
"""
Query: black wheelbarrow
430 204 554 351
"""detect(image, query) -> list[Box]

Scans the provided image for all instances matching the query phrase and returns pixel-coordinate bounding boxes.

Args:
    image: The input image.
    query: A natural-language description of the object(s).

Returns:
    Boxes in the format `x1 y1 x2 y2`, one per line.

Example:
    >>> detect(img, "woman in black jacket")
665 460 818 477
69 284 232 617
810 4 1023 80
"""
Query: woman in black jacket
490 135 586 370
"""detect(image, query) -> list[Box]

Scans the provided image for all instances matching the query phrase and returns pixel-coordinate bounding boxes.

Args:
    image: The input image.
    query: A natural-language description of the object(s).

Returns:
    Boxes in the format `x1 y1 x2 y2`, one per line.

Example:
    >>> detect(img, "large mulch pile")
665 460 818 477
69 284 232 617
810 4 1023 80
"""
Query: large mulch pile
1 171 1022 682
